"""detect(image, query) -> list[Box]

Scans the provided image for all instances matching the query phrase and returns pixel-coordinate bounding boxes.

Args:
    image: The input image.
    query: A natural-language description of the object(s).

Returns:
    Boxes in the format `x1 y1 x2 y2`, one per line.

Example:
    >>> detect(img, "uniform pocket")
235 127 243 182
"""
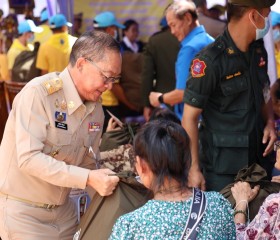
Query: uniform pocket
220 75 249 112
212 132 249 174
43 127 72 161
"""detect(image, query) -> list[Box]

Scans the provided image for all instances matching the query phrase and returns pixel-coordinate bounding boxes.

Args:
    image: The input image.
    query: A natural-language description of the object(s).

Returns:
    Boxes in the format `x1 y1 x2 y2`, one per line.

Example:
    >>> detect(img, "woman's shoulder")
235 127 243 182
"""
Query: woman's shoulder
204 191 232 208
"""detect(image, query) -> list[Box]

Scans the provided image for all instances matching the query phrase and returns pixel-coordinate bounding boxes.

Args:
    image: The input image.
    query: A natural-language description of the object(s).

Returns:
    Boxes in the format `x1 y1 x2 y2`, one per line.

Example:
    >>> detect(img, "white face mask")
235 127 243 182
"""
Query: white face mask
113 29 118 40
250 11 270 40
27 34 35 43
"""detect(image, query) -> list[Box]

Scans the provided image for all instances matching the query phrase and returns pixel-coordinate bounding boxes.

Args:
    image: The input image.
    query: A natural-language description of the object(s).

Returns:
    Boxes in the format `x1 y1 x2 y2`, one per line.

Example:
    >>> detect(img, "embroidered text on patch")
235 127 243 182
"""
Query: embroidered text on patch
191 59 207 78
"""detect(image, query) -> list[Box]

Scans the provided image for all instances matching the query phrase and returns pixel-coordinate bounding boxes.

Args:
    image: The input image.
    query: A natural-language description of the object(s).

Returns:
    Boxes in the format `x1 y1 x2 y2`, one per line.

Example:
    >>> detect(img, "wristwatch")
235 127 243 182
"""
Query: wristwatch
158 94 164 104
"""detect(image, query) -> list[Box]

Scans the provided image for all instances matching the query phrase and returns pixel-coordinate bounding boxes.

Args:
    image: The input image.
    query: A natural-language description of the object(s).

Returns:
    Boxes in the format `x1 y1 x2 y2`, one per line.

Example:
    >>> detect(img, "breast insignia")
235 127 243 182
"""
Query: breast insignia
42 78 63 95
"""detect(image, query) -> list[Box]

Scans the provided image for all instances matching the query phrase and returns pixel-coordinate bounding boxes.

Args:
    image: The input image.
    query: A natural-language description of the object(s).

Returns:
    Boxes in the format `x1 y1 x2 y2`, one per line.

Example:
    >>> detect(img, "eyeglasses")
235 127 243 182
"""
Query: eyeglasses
85 57 121 84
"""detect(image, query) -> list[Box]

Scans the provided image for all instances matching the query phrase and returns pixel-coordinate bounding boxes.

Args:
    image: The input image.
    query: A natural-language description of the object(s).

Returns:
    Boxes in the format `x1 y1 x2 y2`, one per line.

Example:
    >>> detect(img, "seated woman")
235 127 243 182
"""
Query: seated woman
231 181 280 239
110 120 236 239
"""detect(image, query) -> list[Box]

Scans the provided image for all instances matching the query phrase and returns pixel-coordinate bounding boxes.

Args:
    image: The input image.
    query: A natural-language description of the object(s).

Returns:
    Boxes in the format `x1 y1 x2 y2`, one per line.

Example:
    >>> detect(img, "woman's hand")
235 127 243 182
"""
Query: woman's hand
231 181 259 204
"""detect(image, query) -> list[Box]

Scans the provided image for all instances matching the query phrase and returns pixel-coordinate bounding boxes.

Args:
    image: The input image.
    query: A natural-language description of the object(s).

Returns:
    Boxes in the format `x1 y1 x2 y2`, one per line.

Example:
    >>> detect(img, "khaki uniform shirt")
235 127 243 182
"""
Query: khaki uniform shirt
0 68 104 205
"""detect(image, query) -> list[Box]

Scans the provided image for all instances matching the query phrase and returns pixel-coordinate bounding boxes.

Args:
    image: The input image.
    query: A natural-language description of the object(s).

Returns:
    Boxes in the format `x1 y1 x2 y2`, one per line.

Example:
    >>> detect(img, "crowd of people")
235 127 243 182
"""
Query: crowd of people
1 0 280 239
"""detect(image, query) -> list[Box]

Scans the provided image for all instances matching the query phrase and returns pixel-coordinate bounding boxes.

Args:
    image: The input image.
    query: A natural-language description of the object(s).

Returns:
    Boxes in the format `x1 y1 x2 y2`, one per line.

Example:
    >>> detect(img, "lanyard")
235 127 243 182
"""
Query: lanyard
180 188 207 240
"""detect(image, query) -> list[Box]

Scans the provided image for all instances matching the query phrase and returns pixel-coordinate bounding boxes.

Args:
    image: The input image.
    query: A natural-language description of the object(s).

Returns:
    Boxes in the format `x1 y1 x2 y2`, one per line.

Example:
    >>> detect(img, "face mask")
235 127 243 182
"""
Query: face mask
27 34 35 43
113 29 118 40
250 11 270 40
273 29 280 43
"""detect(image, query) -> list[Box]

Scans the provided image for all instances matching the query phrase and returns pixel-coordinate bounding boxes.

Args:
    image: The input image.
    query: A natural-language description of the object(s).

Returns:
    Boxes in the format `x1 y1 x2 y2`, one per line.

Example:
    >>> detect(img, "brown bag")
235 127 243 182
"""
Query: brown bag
220 163 280 221
74 173 148 240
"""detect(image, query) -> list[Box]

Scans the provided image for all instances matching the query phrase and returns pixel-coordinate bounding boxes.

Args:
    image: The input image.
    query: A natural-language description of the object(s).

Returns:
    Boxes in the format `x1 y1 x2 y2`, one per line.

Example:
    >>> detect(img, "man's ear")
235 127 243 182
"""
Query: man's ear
76 57 86 72
184 12 193 26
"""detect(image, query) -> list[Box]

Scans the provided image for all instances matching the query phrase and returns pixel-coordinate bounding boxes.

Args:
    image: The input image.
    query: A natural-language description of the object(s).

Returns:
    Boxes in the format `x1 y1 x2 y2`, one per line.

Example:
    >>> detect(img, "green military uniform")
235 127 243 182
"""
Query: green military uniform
183 28 271 191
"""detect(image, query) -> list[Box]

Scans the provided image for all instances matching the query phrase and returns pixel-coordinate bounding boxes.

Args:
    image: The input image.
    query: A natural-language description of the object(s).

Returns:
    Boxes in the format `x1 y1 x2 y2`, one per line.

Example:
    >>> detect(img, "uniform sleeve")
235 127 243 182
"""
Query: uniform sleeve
14 86 90 189
175 46 196 90
236 193 280 240
36 44 49 71
183 56 217 109
141 37 156 107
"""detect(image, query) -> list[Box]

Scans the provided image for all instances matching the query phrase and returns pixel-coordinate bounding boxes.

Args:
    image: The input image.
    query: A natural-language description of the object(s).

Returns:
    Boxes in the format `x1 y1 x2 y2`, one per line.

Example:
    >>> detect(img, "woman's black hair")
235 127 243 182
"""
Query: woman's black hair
122 19 138 36
149 107 181 125
134 120 191 193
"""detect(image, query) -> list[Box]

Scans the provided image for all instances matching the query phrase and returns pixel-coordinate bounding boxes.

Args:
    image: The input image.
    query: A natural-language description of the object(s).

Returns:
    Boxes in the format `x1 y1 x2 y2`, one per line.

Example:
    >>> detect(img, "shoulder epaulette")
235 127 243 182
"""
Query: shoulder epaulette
200 36 226 62
41 78 63 95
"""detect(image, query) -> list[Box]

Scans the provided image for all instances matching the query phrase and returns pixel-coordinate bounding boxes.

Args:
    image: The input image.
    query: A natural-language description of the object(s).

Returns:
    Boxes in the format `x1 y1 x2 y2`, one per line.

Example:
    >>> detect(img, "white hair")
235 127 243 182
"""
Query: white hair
166 0 196 17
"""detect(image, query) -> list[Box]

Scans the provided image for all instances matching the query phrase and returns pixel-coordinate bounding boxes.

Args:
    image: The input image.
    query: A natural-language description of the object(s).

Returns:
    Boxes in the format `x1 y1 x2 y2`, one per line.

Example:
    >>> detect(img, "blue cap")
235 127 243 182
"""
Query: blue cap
271 11 280 27
40 9 49 22
93 11 124 29
18 20 43 34
160 17 168 28
49 14 73 29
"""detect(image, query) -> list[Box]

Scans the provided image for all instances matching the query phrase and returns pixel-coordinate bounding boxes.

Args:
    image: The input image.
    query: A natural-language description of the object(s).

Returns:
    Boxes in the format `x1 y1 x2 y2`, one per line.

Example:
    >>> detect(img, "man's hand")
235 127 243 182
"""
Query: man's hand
149 92 162 107
87 168 119 196
263 120 277 156
106 117 122 132
187 166 206 191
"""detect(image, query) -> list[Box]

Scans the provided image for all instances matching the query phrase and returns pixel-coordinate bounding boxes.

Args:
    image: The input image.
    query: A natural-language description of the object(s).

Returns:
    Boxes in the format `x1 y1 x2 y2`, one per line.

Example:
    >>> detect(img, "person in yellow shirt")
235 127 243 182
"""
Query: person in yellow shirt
271 11 280 78
34 8 52 44
7 19 42 78
36 13 77 75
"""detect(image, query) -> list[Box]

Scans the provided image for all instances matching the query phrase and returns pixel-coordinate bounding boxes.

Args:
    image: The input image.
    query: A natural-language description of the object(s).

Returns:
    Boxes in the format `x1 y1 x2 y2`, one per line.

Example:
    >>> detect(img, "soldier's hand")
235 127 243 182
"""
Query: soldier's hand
187 166 206 191
262 121 277 156
87 169 119 196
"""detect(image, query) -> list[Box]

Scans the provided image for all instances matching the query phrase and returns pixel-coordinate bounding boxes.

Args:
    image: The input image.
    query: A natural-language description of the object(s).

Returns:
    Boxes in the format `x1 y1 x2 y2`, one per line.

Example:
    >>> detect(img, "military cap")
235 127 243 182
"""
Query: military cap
228 0 275 8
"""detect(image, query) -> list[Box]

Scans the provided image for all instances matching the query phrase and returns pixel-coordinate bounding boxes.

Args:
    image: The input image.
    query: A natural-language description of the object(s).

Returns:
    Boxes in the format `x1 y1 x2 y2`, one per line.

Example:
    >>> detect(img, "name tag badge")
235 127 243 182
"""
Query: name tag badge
55 121 68 130
88 122 101 132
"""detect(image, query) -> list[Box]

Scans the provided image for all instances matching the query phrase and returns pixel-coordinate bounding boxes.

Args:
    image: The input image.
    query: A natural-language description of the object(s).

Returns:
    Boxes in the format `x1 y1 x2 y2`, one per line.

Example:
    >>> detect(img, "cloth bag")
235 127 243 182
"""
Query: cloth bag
73 172 148 240
99 123 139 152
220 163 280 221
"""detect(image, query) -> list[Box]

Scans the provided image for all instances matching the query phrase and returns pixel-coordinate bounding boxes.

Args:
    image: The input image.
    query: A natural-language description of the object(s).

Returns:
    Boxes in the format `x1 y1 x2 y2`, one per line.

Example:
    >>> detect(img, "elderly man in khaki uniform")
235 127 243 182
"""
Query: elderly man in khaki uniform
0 30 120 239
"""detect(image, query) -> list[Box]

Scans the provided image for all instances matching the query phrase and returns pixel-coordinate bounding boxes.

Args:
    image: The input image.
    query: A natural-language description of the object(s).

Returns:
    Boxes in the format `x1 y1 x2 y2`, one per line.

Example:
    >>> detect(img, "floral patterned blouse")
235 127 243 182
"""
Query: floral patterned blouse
236 192 280 240
109 191 236 240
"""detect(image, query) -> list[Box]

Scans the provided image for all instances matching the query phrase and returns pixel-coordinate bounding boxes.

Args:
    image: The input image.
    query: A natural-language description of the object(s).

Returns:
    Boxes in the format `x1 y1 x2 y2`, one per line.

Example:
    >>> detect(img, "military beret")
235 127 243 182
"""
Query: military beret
228 0 275 8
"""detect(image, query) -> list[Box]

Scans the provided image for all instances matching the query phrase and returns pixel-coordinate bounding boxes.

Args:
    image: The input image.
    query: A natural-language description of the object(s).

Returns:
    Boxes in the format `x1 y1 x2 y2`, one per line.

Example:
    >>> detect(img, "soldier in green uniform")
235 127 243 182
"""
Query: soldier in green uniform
182 0 277 191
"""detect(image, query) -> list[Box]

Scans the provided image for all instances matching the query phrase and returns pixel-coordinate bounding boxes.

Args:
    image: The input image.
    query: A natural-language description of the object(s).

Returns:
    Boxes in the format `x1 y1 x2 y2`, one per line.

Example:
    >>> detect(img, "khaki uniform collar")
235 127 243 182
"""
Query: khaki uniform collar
59 68 97 115
59 68 83 115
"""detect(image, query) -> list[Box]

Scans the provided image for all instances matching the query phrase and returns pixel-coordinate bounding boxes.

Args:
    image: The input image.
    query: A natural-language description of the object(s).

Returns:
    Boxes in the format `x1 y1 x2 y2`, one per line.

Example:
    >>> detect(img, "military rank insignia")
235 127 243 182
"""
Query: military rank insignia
55 111 66 122
226 47 235 55
191 59 206 78
42 78 63 95
88 122 101 132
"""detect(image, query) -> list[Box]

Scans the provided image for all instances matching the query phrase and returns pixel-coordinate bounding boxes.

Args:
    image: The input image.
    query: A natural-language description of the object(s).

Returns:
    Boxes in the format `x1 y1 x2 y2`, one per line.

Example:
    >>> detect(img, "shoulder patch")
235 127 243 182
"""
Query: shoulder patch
191 59 207 78
42 78 63 95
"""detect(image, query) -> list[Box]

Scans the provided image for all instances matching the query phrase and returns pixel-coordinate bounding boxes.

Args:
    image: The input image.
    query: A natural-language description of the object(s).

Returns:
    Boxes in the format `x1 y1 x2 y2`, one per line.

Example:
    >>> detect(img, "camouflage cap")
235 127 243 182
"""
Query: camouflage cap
228 0 275 8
